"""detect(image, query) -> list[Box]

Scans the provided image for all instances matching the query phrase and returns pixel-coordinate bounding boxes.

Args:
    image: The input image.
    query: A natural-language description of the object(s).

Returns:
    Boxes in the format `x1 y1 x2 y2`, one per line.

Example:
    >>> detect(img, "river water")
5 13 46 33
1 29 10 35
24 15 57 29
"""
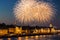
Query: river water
1 34 60 40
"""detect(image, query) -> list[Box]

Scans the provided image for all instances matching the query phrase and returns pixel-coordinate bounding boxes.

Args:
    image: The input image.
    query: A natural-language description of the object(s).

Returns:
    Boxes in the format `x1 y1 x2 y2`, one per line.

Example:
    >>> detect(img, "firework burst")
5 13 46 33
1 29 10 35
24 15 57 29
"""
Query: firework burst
13 0 55 26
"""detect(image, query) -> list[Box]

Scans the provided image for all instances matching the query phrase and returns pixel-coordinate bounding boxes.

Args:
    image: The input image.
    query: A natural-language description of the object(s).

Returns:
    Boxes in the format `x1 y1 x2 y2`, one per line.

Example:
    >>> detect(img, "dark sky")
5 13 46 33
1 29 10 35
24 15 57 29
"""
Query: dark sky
0 0 60 28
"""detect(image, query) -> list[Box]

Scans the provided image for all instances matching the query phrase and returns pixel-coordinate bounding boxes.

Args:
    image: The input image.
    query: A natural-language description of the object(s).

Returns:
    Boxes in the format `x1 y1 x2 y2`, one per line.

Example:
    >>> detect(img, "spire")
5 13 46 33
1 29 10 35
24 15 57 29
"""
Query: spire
49 23 53 28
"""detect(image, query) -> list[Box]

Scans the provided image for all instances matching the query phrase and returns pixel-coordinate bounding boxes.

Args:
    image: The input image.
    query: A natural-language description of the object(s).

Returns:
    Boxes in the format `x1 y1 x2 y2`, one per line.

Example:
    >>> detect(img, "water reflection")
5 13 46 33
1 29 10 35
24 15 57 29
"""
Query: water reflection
18 37 22 40
30 36 34 38
7 38 11 40
25 36 28 40
0 39 3 40
35 35 39 40
30 36 35 40
0 35 60 40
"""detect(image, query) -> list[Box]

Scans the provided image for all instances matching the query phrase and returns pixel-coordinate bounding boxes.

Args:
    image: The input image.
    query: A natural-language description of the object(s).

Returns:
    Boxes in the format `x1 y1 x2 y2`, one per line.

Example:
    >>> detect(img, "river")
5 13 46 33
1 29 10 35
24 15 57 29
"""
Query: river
1 34 60 40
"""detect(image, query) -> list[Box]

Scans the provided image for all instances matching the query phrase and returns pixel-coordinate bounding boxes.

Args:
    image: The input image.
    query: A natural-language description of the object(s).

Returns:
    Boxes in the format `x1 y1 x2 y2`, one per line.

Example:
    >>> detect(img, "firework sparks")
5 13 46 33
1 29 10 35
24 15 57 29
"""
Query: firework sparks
13 0 55 26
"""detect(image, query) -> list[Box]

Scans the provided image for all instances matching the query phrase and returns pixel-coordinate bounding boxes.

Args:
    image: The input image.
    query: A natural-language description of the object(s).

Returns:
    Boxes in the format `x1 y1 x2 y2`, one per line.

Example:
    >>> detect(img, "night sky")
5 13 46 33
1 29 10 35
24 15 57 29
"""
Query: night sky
0 0 60 28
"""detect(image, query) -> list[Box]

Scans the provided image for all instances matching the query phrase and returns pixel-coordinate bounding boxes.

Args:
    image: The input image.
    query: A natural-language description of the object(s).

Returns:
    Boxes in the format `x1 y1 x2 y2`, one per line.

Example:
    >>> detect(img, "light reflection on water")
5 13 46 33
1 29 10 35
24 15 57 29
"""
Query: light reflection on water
1 35 60 40
0 39 3 40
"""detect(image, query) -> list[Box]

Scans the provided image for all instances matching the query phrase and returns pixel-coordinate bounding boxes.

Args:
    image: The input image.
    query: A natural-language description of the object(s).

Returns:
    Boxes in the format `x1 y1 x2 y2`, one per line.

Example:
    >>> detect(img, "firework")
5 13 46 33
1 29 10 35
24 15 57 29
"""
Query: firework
13 0 55 26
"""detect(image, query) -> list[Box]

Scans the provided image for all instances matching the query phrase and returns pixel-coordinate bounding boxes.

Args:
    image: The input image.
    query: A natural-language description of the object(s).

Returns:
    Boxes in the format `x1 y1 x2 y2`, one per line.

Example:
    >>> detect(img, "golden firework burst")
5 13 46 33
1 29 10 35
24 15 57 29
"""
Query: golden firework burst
13 0 55 26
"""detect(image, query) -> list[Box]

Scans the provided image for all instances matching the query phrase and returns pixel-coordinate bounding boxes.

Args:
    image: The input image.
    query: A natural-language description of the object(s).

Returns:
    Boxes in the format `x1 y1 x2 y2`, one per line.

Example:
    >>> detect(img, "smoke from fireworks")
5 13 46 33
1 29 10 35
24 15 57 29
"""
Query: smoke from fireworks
13 0 55 26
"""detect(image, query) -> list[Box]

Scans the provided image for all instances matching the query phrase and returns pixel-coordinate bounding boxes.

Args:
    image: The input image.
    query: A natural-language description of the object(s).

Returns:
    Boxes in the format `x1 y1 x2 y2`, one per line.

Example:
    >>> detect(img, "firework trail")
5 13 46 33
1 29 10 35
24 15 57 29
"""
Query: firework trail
13 0 55 26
